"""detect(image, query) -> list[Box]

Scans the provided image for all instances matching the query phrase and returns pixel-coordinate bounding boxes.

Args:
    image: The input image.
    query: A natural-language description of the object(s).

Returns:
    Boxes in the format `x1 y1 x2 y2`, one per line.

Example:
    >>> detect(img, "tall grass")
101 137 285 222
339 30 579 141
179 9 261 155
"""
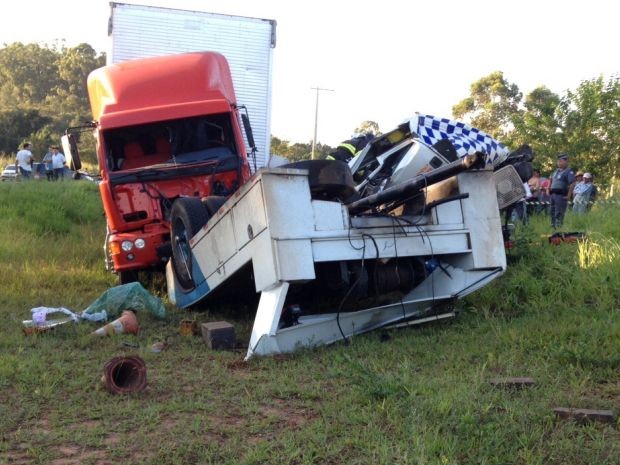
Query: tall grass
0 182 618 464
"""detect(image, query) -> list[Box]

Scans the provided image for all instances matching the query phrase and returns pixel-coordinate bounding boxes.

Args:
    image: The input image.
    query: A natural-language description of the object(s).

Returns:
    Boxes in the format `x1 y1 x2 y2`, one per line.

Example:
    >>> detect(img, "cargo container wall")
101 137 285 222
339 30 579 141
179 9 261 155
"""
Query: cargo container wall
108 2 276 169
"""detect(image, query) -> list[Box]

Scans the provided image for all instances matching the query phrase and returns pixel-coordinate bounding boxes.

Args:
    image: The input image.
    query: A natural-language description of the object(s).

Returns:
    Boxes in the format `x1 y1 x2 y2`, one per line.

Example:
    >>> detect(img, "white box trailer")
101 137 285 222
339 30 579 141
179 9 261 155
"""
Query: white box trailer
107 2 276 169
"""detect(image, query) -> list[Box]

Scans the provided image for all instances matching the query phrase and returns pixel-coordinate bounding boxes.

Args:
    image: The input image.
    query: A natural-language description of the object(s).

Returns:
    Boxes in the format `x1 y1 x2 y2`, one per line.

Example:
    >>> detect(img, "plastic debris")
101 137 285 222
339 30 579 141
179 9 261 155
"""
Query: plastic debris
92 310 139 336
82 282 166 320
22 307 79 334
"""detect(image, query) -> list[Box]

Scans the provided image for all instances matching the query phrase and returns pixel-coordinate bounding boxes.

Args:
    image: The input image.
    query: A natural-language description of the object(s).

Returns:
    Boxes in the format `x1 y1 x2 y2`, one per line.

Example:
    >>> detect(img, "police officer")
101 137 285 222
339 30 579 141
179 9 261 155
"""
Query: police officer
327 133 374 163
548 153 575 229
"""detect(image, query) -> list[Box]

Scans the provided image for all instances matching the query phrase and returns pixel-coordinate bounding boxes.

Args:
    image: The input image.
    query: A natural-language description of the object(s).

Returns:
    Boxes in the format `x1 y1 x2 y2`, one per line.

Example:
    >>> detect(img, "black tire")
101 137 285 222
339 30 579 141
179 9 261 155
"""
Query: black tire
170 197 210 289
202 196 228 216
283 160 356 201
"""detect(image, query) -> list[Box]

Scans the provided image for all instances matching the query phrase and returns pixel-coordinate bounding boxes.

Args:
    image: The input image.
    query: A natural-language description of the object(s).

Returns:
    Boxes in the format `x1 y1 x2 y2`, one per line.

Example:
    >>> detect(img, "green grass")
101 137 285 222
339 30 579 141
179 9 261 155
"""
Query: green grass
0 181 618 464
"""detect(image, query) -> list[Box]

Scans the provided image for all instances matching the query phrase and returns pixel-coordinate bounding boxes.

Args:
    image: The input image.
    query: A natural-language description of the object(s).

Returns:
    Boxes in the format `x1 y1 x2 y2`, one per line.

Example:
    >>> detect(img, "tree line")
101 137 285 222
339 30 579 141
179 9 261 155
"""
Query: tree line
1 42 617 190
0 42 105 159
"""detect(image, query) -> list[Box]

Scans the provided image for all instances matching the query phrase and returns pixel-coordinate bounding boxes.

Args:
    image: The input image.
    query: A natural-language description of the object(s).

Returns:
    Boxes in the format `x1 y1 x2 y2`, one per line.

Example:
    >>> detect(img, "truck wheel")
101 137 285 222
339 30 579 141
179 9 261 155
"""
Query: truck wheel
171 197 210 289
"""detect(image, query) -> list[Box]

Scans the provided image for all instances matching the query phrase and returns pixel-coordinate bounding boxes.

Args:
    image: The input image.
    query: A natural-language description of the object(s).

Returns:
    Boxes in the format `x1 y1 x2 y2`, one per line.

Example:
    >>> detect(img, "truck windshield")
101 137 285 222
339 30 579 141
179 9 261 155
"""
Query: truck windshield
102 113 238 172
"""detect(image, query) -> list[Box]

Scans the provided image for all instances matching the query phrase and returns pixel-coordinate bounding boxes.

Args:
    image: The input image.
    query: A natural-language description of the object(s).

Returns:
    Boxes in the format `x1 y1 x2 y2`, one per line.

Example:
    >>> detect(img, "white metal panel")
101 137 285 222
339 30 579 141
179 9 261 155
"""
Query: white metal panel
109 3 275 168
274 239 315 282
458 171 506 269
193 213 236 278
312 201 348 231
232 182 267 250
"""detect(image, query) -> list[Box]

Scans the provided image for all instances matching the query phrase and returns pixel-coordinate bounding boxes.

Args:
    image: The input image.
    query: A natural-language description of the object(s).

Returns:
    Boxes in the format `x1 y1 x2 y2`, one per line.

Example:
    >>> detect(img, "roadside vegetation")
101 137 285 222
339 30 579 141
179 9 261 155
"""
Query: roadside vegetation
1 180 618 464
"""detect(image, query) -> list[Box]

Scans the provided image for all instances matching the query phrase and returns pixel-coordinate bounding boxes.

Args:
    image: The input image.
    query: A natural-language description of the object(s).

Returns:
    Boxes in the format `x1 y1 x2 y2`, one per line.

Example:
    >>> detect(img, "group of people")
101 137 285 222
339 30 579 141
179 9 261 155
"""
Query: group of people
15 142 66 181
527 153 597 228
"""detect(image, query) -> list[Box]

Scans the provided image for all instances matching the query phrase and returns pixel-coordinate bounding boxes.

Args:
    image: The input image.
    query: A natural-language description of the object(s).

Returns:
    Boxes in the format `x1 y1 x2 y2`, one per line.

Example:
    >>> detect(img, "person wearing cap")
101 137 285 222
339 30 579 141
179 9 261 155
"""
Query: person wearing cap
50 145 66 180
573 172 596 214
548 153 575 228
568 171 583 202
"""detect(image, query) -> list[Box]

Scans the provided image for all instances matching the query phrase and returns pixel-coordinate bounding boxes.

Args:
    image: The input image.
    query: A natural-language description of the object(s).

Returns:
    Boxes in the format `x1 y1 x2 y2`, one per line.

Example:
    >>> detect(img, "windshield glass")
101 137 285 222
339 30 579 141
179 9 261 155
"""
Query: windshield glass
102 113 238 171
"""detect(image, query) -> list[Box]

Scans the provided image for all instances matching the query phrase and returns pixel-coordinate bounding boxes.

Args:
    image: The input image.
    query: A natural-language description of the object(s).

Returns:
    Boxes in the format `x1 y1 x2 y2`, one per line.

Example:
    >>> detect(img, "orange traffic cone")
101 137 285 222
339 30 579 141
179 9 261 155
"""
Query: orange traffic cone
92 310 139 336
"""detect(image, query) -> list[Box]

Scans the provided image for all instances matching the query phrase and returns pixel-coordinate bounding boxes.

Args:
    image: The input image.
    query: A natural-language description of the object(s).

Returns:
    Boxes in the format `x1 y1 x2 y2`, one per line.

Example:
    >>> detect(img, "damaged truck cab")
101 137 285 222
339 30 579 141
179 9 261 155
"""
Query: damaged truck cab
69 52 254 282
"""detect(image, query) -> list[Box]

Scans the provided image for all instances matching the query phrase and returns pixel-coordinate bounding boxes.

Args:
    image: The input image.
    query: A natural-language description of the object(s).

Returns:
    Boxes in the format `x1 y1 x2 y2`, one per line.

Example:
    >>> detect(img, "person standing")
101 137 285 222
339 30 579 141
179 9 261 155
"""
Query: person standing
548 153 575 228
42 148 54 181
51 145 66 180
568 171 583 202
573 172 596 214
15 142 34 180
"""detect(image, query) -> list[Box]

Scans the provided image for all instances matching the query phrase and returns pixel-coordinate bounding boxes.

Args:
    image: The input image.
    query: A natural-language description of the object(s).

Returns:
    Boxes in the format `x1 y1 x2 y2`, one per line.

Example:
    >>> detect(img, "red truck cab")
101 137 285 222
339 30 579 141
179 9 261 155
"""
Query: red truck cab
82 52 253 282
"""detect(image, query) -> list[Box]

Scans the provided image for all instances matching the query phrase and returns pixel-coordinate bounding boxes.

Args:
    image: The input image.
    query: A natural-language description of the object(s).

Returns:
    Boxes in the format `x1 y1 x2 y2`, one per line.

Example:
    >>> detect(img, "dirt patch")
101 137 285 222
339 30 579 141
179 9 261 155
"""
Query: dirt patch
104 432 122 446
66 419 100 431
30 418 52 437
50 445 107 465
258 398 318 429
3 450 32 465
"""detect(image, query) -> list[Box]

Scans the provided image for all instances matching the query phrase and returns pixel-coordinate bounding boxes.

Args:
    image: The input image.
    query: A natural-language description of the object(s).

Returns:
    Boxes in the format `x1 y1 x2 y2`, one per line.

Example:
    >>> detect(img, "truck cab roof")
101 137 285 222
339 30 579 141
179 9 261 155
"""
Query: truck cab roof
88 52 238 129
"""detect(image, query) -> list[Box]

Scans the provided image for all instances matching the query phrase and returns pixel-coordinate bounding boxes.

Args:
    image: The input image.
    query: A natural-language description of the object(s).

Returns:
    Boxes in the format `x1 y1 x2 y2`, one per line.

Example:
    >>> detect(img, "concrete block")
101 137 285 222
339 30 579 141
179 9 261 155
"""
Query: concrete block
553 407 616 424
201 321 236 350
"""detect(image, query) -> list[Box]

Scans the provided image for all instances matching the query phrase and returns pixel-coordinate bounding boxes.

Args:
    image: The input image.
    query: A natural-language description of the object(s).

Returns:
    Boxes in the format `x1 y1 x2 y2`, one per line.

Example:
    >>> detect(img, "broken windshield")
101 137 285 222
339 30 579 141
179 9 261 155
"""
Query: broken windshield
102 113 238 172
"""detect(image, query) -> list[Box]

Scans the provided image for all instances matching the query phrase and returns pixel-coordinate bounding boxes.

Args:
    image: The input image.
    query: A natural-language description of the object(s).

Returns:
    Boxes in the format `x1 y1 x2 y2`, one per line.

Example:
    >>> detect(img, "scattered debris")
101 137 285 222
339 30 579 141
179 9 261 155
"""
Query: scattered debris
92 310 139 336
201 321 236 350
82 282 166 320
179 319 199 336
489 377 536 389
553 407 616 424
548 231 586 245
101 355 147 394
149 340 169 353
22 307 79 335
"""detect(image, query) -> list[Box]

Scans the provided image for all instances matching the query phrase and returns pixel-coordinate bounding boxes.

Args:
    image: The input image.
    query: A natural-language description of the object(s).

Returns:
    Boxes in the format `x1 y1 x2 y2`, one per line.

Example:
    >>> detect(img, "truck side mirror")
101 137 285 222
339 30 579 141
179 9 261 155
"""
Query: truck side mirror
61 133 82 171
241 113 256 151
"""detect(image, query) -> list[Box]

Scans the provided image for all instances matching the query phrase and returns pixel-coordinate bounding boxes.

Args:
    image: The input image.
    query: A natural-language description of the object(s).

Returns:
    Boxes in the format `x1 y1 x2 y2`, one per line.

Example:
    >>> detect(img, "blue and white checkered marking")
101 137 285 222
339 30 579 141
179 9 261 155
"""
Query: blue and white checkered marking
414 114 510 166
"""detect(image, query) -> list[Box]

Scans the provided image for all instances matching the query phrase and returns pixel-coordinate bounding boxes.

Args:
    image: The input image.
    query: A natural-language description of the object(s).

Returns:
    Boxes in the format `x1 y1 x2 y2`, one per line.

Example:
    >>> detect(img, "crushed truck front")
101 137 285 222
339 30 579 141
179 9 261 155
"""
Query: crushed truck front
88 52 252 281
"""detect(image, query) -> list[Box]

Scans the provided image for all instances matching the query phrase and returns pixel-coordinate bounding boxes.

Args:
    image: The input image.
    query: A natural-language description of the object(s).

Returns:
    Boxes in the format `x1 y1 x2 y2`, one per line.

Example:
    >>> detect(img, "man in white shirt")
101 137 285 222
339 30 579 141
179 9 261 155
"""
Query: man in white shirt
51 145 66 180
15 142 34 179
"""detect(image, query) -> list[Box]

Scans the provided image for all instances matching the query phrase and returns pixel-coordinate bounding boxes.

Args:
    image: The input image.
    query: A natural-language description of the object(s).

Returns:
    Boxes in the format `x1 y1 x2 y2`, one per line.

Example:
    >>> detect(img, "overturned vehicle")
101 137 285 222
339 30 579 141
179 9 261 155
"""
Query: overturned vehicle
166 114 532 359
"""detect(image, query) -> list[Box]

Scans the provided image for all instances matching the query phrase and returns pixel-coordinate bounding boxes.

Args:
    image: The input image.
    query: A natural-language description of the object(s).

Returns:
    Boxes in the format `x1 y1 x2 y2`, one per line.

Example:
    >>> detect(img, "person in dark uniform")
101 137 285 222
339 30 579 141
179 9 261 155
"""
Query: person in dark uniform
548 153 575 229
327 133 374 163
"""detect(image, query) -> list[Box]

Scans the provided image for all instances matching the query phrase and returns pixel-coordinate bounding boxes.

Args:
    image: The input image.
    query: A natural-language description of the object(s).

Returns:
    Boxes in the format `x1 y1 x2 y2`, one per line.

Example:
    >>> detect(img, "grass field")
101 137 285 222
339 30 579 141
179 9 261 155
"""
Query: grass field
0 179 618 465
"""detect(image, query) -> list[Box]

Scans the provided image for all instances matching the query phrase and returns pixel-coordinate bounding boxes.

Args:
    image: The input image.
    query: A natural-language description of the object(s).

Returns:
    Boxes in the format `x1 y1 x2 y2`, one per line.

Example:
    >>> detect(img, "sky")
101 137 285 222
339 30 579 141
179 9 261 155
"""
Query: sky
2 0 619 146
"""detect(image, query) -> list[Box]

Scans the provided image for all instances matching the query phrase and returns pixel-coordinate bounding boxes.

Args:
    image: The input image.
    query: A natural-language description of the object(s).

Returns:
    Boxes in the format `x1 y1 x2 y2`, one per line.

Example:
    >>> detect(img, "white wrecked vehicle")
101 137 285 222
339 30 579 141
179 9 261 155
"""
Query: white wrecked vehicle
166 114 531 359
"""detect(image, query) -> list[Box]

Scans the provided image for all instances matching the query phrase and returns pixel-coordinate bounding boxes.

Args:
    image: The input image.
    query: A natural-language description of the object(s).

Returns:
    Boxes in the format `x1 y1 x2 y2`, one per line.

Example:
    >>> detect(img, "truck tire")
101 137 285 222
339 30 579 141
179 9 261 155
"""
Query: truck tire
282 160 356 201
171 197 210 289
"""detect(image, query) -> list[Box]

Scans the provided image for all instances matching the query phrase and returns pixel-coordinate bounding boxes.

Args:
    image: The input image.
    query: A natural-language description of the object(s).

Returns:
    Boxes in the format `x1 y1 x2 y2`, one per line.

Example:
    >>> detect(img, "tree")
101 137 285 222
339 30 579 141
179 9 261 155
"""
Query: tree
271 136 334 162
0 42 105 160
556 75 620 192
452 71 522 139
0 108 50 155
0 42 61 108
510 86 563 173
354 120 381 136
53 43 106 124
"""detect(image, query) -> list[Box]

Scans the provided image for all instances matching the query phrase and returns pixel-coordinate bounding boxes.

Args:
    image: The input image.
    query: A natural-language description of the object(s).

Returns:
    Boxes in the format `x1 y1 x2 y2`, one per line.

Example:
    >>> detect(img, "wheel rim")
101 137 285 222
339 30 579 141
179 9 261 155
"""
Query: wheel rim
172 217 193 287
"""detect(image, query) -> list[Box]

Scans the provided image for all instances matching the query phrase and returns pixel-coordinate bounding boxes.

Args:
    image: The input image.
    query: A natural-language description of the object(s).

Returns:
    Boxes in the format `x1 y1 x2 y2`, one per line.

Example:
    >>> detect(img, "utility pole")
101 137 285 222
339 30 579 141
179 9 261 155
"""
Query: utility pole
311 86 334 159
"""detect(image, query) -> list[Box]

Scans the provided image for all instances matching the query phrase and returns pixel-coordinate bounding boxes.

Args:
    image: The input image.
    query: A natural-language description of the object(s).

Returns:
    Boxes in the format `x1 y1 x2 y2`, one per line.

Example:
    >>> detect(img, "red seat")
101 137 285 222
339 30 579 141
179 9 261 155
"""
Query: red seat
121 142 144 170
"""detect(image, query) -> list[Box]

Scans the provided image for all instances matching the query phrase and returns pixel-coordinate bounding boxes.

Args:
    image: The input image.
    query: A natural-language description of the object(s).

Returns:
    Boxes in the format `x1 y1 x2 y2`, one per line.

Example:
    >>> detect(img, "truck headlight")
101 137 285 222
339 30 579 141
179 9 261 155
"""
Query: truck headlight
121 240 134 252
134 238 146 249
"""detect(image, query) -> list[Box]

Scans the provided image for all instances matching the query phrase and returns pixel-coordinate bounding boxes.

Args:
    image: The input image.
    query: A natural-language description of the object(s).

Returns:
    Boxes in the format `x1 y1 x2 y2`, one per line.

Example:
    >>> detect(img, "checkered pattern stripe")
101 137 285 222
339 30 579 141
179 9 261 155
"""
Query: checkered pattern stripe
415 114 510 166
